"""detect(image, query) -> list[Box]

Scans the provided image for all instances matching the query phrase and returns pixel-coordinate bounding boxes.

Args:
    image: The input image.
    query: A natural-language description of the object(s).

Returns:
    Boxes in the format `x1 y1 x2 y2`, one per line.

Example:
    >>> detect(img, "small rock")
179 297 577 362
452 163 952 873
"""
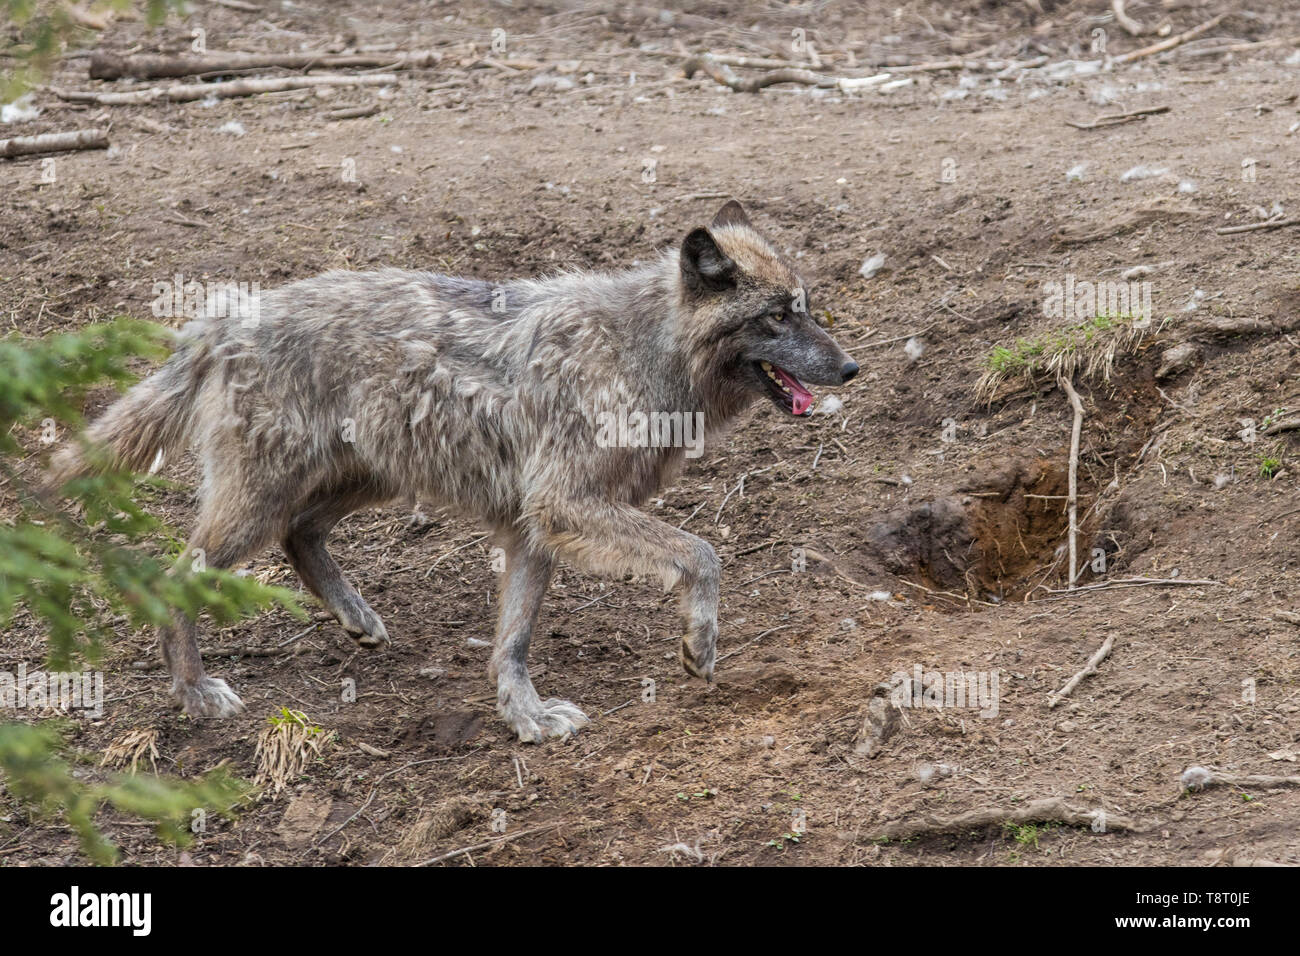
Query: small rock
1156 341 1201 379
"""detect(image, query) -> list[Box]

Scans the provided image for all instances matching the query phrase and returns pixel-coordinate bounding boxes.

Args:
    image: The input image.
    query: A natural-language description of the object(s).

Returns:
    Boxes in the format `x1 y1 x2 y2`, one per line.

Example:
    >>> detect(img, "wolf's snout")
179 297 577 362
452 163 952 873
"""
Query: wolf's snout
840 360 859 383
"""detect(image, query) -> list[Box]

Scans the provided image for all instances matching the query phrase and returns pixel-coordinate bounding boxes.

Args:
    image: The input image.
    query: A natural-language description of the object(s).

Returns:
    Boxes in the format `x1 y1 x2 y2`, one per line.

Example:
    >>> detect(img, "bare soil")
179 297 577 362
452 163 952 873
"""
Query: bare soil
3 0 1300 867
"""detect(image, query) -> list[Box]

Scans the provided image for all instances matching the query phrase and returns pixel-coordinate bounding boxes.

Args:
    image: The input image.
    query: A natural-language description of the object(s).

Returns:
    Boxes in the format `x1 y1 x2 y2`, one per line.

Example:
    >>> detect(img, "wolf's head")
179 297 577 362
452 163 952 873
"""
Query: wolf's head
673 201 858 418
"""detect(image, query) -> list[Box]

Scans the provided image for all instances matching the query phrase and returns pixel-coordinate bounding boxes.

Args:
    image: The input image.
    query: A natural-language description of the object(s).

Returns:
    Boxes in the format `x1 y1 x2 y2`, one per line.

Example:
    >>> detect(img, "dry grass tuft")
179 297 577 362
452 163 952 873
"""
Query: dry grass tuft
383 795 483 863
975 313 1162 402
100 728 159 774
253 708 334 797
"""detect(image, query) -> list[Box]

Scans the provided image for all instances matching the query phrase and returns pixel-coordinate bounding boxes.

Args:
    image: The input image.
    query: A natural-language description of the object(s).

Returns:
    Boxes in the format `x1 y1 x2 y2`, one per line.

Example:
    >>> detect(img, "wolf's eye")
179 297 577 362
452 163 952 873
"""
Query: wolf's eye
766 310 786 322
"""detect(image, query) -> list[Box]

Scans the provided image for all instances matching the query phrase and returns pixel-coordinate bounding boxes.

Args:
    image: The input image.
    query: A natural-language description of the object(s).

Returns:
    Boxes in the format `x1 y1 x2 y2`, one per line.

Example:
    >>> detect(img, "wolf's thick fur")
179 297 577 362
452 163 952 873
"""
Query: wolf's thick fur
50 201 856 741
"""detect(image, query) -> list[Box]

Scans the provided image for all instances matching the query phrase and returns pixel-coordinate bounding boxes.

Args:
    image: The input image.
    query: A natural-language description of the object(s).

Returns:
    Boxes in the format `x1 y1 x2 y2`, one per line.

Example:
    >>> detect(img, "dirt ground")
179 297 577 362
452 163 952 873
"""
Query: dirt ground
3 0 1300 867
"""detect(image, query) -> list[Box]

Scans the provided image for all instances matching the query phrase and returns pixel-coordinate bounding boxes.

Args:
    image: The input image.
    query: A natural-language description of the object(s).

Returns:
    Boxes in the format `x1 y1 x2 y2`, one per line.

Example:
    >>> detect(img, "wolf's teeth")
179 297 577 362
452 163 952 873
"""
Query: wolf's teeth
761 361 772 371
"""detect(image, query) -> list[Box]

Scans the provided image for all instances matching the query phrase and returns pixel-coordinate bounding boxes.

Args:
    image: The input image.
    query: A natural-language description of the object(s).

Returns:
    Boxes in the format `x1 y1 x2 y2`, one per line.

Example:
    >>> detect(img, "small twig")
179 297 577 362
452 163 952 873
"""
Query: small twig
848 324 935 351
717 623 790 663
715 473 747 524
419 823 560 866
1215 217 1300 236
1047 635 1113 709
425 533 490 577
1065 105 1169 130
1037 576 1225 597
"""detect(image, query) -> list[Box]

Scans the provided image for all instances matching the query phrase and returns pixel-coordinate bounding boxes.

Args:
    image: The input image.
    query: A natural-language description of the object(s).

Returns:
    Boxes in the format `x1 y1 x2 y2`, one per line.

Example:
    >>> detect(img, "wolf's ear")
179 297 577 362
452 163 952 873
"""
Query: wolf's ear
711 200 751 230
681 227 737 293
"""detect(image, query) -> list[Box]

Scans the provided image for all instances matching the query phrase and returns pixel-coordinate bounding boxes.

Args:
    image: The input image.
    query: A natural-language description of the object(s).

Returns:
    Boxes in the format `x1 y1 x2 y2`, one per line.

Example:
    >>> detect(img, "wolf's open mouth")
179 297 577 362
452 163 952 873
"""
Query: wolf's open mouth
756 360 815 416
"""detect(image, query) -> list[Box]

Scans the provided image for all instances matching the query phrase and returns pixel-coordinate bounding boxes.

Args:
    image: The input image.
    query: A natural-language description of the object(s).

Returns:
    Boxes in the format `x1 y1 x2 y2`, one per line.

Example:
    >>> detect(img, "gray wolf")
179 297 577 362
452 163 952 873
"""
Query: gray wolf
50 201 858 742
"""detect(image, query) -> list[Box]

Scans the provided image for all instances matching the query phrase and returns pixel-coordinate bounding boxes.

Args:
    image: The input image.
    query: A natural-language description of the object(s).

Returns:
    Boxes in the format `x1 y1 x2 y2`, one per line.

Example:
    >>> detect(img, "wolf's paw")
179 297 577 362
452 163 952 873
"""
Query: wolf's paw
503 697 590 743
339 604 390 649
176 676 245 718
680 619 718 682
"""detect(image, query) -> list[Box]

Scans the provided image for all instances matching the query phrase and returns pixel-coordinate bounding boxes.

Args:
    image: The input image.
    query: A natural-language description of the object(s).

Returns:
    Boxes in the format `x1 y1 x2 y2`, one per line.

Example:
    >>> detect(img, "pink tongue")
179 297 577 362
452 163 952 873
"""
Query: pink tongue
774 367 814 415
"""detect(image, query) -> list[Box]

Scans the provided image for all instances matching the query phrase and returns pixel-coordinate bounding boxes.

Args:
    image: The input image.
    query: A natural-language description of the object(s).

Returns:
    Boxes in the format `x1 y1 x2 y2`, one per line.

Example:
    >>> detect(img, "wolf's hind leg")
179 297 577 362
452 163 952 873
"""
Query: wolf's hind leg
166 495 286 717
490 542 588 742
283 484 390 648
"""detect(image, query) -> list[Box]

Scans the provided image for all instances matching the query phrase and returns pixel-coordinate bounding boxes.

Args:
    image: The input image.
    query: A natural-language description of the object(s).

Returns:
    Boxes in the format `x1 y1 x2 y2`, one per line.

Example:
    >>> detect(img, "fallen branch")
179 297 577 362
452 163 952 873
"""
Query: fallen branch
0 128 107 158
1047 635 1113 709
1182 766 1300 792
89 49 439 80
1065 104 1169 130
55 73 397 106
1215 217 1300 236
1112 12 1230 65
1263 418 1300 435
868 796 1135 841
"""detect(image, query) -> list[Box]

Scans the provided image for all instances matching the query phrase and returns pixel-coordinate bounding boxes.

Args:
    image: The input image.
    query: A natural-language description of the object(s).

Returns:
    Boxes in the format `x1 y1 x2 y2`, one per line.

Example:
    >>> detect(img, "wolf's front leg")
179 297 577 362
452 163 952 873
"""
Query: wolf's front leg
530 499 721 683
490 542 590 742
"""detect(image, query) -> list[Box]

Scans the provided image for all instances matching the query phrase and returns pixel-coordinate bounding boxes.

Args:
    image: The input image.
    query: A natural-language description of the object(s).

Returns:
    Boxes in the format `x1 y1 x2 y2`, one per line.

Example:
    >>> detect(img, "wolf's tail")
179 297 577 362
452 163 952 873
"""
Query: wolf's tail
47 338 212 491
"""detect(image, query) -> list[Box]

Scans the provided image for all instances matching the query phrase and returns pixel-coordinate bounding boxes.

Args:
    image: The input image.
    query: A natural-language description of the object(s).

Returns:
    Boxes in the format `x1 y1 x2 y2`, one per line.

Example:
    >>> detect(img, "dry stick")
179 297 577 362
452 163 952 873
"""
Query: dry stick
1047 635 1113 709
209 0 262 11
1215 217 1300 236
640 50 806 71
0 128 107 158
55 73 396 106
315 751 482 848
867 796 1135 842
418 823 561 866
424 532 490 577
89 49 439 80
1184 35 1300 57
717 623 790 663
1039 576 1224 596
1112 12 1230 65
682 56 836 93
848 323 936 351
1111 0 1148 37
1065 104 1169 130
1183 767 1300 791
1058 375 1084 589
325 104 379 120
